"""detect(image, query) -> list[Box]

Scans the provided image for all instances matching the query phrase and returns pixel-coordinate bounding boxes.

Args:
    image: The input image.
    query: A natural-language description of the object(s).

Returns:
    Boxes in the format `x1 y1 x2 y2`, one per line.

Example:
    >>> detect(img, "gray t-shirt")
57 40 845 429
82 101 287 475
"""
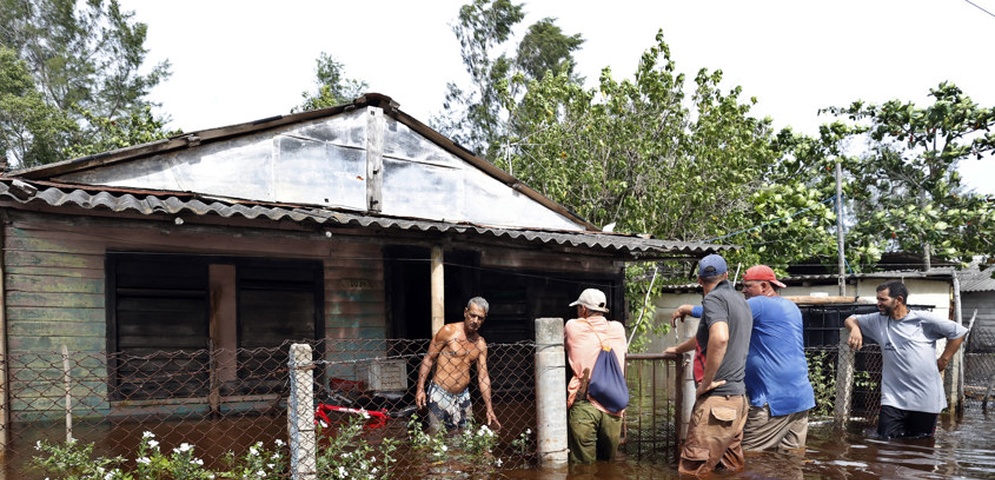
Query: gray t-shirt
855 310 968 413
696 280 753 396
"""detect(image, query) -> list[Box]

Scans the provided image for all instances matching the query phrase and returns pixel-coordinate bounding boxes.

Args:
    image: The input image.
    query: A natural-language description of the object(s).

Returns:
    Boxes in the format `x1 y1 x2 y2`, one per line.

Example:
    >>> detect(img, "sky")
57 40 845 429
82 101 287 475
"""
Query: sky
119 0 995 194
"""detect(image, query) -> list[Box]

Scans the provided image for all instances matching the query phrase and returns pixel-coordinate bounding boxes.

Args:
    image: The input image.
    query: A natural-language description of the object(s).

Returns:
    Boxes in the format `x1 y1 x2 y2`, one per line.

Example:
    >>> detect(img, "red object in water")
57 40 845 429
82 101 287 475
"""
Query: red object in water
314 403 388 430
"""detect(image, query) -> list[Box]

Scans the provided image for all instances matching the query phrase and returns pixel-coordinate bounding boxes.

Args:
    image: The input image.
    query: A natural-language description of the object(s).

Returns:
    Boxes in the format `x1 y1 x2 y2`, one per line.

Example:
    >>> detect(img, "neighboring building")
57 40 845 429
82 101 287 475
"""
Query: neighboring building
0 94 722 422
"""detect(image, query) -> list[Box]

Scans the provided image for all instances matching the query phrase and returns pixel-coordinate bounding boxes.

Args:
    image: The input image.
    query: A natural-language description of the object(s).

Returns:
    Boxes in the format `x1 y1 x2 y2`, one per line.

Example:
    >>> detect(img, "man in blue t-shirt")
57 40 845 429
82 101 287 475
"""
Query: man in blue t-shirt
669 264 815 453
845 280 967 439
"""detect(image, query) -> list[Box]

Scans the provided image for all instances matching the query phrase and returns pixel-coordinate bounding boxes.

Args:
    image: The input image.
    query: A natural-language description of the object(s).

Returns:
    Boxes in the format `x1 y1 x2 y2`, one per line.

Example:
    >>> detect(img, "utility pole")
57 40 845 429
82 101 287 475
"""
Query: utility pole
836 160 846 296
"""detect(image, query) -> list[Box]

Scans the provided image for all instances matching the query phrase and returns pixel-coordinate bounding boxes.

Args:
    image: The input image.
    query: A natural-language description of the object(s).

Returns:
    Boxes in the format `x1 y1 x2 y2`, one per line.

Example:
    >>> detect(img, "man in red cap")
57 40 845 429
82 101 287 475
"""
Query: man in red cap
668 264 815 454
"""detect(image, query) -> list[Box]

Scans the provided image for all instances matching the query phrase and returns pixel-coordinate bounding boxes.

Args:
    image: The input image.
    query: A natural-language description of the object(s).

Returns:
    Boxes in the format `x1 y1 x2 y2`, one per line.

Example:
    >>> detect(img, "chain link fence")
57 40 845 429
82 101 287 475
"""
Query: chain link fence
0 338 541 478
964 323 995 409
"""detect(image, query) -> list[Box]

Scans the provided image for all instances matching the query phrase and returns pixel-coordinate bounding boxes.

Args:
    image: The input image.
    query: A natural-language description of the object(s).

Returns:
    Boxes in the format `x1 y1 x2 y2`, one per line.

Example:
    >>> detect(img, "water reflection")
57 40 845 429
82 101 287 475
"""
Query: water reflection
500 404 995 479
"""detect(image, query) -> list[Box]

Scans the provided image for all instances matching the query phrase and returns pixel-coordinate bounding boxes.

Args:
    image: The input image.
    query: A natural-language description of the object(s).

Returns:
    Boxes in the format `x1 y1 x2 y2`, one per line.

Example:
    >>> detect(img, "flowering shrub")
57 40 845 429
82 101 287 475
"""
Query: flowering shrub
315 415 397 480
32 416 534 479
32 433 287 480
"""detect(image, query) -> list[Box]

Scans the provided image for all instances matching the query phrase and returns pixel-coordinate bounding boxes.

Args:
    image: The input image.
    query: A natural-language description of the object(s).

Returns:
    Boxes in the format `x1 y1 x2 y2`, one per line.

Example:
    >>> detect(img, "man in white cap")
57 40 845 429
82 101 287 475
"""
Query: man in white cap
564 287 627 463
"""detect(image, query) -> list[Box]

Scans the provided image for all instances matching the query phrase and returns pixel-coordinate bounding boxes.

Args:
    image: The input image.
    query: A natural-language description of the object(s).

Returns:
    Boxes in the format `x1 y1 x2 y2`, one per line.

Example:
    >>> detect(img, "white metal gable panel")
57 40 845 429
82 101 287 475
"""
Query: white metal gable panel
51 107 584 231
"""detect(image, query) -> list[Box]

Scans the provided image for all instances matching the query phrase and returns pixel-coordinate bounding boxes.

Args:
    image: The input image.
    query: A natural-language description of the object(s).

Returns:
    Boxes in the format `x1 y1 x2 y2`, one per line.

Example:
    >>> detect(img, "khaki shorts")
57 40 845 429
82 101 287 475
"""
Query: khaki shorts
679 394 749 476
742 404 809 453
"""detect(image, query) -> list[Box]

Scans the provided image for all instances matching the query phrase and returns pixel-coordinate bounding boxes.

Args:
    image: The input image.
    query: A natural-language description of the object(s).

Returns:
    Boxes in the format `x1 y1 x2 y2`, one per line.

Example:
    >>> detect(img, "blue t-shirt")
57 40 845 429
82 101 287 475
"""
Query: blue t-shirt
691 296 815 415
744 296 816 416
855 310 968 413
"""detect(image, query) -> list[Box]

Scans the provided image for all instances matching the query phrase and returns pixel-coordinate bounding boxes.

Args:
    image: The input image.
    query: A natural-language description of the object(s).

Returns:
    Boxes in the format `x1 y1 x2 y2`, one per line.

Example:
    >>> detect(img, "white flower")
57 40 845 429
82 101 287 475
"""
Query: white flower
495 458 503 467
194 457 204 466
257 470 266 477
148 439 159 449
525 428 532 435
137 457 151 465
178 442 193 453
267 463 275 469
371 467 378 475
337 466 348 477
249 445 260 456
34 440 42 451
104 471 115 480
274 439 286 447
441 444 448 452
142 431 155 439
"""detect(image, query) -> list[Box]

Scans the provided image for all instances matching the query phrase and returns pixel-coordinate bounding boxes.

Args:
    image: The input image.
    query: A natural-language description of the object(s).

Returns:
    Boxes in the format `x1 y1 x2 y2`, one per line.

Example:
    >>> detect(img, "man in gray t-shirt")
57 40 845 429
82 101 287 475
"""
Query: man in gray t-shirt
677 254 753 476
845 280 967 439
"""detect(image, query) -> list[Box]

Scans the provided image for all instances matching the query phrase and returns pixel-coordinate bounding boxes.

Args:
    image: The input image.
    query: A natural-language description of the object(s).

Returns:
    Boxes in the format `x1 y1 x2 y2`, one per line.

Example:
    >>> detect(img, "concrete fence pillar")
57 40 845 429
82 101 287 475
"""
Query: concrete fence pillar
288 343 316 480
678 318 699 440
834 328 854 429
534 317 569 467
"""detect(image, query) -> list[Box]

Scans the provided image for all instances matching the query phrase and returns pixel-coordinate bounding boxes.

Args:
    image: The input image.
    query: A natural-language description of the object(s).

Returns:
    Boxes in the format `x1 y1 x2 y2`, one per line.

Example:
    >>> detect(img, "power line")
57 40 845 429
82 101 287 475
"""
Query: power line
964 0 995 18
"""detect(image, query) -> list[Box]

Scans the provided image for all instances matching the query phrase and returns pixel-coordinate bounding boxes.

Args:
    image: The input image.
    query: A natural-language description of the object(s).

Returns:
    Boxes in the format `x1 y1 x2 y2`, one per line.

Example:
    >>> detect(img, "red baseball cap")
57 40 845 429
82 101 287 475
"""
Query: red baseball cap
743 265 786 288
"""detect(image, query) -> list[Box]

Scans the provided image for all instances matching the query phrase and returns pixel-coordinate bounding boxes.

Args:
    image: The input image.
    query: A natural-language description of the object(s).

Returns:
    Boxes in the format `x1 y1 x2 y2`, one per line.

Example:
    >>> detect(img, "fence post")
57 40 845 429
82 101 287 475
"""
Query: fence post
534 317 568 467
678 318 699 440
834 328 854 429
62 344 72 442
288 343 316 480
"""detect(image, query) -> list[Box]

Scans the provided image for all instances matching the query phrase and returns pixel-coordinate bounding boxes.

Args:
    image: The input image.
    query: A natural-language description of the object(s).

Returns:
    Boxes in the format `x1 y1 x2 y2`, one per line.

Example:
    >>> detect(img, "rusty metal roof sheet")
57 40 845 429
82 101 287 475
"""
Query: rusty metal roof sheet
0 179 728 259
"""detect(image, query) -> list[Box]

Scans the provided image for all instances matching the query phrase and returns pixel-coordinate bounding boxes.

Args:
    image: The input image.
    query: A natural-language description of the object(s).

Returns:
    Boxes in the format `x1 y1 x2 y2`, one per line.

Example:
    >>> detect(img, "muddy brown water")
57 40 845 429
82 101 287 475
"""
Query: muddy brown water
499 404 995 480
6 404 995 479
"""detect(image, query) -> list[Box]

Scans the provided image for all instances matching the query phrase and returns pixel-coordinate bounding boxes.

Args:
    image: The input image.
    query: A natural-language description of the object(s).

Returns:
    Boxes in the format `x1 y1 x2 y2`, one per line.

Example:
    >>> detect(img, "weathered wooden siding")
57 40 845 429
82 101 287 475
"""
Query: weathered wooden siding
2 211 388 417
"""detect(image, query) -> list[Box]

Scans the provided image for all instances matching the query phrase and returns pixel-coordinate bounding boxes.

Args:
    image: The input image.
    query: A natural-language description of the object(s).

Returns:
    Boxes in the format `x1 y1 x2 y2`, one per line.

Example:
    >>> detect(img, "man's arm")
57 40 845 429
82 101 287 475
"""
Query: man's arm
844 316 863 351
476 341 501 429
415 326 448 409
937 334 966 371
664 337 697 356
697 321 728 397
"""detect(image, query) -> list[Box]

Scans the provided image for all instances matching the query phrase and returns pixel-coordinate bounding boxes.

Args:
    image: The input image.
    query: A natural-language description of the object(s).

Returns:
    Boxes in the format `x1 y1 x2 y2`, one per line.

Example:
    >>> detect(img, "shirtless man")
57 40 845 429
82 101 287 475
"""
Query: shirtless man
415 296 501 432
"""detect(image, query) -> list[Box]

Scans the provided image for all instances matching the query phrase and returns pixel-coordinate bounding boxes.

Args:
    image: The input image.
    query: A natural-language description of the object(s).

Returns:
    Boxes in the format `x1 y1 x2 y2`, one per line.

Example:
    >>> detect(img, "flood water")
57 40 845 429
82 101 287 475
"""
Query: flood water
500 403 995 480
8 403 995 479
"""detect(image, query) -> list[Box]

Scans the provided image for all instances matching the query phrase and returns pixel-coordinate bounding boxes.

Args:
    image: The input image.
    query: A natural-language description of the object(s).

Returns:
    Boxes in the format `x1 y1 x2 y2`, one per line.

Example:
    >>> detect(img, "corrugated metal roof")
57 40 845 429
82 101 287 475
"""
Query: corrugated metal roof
959 267 995 293
0 179 728 259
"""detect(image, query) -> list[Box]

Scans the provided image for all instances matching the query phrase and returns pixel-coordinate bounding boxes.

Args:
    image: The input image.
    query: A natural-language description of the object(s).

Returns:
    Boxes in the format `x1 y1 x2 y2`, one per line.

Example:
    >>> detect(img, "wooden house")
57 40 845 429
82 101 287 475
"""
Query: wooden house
0 93 721 423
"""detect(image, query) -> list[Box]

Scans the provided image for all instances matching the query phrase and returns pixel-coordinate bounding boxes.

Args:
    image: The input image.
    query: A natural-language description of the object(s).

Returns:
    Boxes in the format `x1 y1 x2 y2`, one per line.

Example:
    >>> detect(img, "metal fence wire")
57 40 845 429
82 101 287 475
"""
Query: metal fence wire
0 338 546 479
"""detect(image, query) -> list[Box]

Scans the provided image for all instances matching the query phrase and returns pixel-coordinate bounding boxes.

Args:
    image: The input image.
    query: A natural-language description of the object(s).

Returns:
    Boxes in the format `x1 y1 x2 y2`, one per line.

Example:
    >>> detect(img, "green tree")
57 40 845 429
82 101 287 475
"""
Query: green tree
0 46 76 168
294 52 369 112
825 82 995 269
435 0 583 160
0 0 171 167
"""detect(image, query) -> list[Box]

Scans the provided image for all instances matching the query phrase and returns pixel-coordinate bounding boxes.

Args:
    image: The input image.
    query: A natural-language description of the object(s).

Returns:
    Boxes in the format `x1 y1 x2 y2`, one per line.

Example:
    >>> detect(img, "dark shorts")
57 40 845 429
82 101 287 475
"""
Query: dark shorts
877 405 937 439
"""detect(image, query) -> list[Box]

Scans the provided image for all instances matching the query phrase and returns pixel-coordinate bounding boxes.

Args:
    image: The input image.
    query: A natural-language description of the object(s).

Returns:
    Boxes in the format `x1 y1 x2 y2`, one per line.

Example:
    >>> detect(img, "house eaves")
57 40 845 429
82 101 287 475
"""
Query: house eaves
0 179 730 261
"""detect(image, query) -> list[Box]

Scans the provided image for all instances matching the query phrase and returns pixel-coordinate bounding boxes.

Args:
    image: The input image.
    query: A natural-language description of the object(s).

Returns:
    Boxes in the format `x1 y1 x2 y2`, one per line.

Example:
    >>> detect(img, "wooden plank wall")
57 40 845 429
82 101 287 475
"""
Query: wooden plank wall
2 211 387 416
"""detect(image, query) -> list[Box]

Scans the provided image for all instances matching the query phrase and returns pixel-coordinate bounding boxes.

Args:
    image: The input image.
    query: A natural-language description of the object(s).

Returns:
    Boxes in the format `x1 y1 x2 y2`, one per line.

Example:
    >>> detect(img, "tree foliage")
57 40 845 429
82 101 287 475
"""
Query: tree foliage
824 82 995 268
295 52 369 112
0 0 172 167
435 0 583 160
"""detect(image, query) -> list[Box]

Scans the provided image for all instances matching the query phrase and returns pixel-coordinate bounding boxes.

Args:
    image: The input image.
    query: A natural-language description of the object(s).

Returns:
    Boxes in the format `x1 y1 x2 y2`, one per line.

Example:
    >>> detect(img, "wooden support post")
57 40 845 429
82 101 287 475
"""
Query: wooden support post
431 246 445 337
62 345 72 442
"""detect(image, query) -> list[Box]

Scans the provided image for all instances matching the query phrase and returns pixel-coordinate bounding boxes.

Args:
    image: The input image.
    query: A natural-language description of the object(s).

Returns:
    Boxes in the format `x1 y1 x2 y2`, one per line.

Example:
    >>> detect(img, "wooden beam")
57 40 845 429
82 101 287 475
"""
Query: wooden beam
431 246 444 336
